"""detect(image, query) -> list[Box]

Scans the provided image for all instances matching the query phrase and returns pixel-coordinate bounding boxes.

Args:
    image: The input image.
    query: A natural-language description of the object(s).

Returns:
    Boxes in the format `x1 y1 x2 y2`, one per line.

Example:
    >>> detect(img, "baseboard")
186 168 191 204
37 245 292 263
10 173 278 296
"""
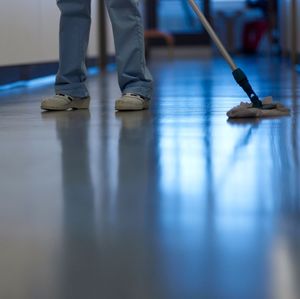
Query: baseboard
0 57 114 86
147 46 212 60
0 62 57 86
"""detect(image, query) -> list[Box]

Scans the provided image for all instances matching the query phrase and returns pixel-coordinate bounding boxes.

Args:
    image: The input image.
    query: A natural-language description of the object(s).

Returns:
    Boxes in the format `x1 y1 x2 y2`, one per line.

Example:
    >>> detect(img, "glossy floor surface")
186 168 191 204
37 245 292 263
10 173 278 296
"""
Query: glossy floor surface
0 56 300 299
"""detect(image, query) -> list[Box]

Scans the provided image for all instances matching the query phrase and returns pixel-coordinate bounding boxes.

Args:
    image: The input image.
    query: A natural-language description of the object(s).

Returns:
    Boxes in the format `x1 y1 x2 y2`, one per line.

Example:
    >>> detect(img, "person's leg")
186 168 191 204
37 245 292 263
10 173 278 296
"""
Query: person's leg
41 0 91 110
55 0 92 98
105 0 153 101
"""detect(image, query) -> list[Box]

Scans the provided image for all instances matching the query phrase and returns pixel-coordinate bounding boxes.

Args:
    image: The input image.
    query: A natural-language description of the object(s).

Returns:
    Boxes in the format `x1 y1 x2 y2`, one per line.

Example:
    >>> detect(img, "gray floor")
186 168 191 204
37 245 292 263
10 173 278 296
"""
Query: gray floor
0 56 299 299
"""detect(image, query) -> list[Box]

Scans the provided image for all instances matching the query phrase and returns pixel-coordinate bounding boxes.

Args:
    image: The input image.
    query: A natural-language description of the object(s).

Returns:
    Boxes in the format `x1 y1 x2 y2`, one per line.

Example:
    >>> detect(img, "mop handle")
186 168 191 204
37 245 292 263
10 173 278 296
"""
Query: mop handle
188 0 238 71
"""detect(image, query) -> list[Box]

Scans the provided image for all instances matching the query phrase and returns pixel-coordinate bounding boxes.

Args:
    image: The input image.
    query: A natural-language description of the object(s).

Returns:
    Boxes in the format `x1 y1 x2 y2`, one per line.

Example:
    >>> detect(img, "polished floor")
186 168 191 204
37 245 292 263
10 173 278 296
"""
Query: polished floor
0 56 300 299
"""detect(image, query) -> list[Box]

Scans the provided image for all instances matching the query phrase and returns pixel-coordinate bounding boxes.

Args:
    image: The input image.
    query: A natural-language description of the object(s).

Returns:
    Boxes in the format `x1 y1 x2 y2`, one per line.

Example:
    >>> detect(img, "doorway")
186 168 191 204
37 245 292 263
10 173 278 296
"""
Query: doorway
144 0 211 45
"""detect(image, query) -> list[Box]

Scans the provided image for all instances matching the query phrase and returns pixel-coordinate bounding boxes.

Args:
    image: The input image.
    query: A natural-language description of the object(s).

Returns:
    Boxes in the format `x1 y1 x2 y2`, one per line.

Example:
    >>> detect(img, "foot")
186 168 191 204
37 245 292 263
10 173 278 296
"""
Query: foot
115 93 150 111
41 94 90 111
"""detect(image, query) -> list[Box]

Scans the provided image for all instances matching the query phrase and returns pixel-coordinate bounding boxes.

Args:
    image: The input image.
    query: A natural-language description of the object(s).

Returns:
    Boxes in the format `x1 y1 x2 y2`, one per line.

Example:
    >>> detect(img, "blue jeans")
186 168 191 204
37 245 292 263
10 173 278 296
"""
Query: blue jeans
55 0 153 99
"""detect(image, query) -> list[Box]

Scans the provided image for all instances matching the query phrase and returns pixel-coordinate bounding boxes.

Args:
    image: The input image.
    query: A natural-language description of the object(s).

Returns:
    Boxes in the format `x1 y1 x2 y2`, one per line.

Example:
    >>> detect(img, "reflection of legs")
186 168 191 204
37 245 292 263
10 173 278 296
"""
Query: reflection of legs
56 111 97 299
105 0 153 99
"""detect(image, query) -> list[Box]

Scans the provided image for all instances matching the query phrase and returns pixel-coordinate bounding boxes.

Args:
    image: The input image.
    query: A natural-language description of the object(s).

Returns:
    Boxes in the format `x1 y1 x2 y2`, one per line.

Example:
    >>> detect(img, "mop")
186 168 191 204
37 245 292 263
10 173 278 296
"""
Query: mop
187 0 290 118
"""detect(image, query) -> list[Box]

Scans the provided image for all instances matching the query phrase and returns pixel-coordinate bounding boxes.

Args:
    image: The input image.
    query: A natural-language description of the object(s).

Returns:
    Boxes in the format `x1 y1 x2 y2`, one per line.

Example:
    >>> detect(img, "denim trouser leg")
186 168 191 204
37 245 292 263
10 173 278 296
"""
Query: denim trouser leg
55 0 153 99
55 0 91 98
105 0 153 99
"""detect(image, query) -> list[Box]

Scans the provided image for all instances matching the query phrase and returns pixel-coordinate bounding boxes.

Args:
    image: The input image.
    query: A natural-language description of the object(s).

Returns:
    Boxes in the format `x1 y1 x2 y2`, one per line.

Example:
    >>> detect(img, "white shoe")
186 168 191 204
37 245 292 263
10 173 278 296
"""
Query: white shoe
41 94 90 111
115 93 150 111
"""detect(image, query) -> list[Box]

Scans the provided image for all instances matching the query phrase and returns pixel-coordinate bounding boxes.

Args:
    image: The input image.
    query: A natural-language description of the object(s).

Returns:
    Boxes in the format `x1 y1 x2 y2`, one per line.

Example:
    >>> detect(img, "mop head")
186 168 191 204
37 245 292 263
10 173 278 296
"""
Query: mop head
227 96 290 119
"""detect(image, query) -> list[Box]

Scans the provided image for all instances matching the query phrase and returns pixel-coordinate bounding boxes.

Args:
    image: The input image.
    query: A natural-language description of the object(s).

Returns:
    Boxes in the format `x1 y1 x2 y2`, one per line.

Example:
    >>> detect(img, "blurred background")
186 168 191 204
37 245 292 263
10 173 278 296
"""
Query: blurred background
0 0 299 85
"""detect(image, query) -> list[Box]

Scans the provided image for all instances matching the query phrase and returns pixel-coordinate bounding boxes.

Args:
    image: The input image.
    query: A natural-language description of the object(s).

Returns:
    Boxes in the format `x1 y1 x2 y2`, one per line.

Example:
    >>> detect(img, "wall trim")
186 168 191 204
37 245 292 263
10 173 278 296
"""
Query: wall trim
0 57 115 86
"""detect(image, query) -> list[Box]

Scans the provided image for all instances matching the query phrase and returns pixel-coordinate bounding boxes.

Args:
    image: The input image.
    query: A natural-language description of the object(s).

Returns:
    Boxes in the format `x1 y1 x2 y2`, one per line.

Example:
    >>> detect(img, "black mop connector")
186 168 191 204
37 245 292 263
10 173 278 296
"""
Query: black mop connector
232 68 263 108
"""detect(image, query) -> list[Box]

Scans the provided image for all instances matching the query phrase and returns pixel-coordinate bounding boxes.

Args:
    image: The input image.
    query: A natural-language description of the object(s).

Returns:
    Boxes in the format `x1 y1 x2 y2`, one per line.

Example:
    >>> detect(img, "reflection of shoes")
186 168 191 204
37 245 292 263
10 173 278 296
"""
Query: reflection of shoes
41 110 91 140
115 110 150 129
41 94 90 111
115 93 150 111
41 109 91 121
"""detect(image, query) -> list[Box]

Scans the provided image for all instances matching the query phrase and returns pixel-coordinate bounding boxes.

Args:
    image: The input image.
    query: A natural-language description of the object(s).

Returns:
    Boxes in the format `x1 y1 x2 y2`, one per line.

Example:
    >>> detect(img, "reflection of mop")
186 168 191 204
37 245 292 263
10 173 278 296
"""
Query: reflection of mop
188 0 290 118
216 123 258 189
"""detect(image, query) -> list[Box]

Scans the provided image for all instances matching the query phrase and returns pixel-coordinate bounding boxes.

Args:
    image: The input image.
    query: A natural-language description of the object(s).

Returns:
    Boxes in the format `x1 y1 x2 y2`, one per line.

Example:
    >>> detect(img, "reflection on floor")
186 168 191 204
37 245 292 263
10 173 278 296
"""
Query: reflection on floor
0 56 299 299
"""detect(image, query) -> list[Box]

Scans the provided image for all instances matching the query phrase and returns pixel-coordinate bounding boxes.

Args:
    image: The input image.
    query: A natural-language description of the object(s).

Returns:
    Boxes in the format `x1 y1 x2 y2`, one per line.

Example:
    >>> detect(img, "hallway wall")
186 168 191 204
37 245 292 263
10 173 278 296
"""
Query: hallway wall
0 0 115 67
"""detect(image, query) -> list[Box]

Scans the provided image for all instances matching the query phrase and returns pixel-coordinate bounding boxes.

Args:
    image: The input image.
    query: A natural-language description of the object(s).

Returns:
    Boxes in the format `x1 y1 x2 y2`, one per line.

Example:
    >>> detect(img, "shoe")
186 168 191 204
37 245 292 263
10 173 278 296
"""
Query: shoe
41 94 90 111
115 93 150 111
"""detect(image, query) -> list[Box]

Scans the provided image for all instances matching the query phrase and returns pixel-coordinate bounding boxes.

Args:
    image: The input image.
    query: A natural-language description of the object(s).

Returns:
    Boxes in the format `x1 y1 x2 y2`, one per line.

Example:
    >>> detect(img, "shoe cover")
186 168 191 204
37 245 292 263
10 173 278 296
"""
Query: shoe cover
227 96 290 118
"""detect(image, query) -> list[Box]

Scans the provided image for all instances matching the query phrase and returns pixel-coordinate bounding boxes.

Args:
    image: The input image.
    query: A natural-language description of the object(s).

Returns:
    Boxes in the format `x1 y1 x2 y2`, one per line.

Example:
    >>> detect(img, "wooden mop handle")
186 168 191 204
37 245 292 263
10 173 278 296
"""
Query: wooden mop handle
188 0 238 71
